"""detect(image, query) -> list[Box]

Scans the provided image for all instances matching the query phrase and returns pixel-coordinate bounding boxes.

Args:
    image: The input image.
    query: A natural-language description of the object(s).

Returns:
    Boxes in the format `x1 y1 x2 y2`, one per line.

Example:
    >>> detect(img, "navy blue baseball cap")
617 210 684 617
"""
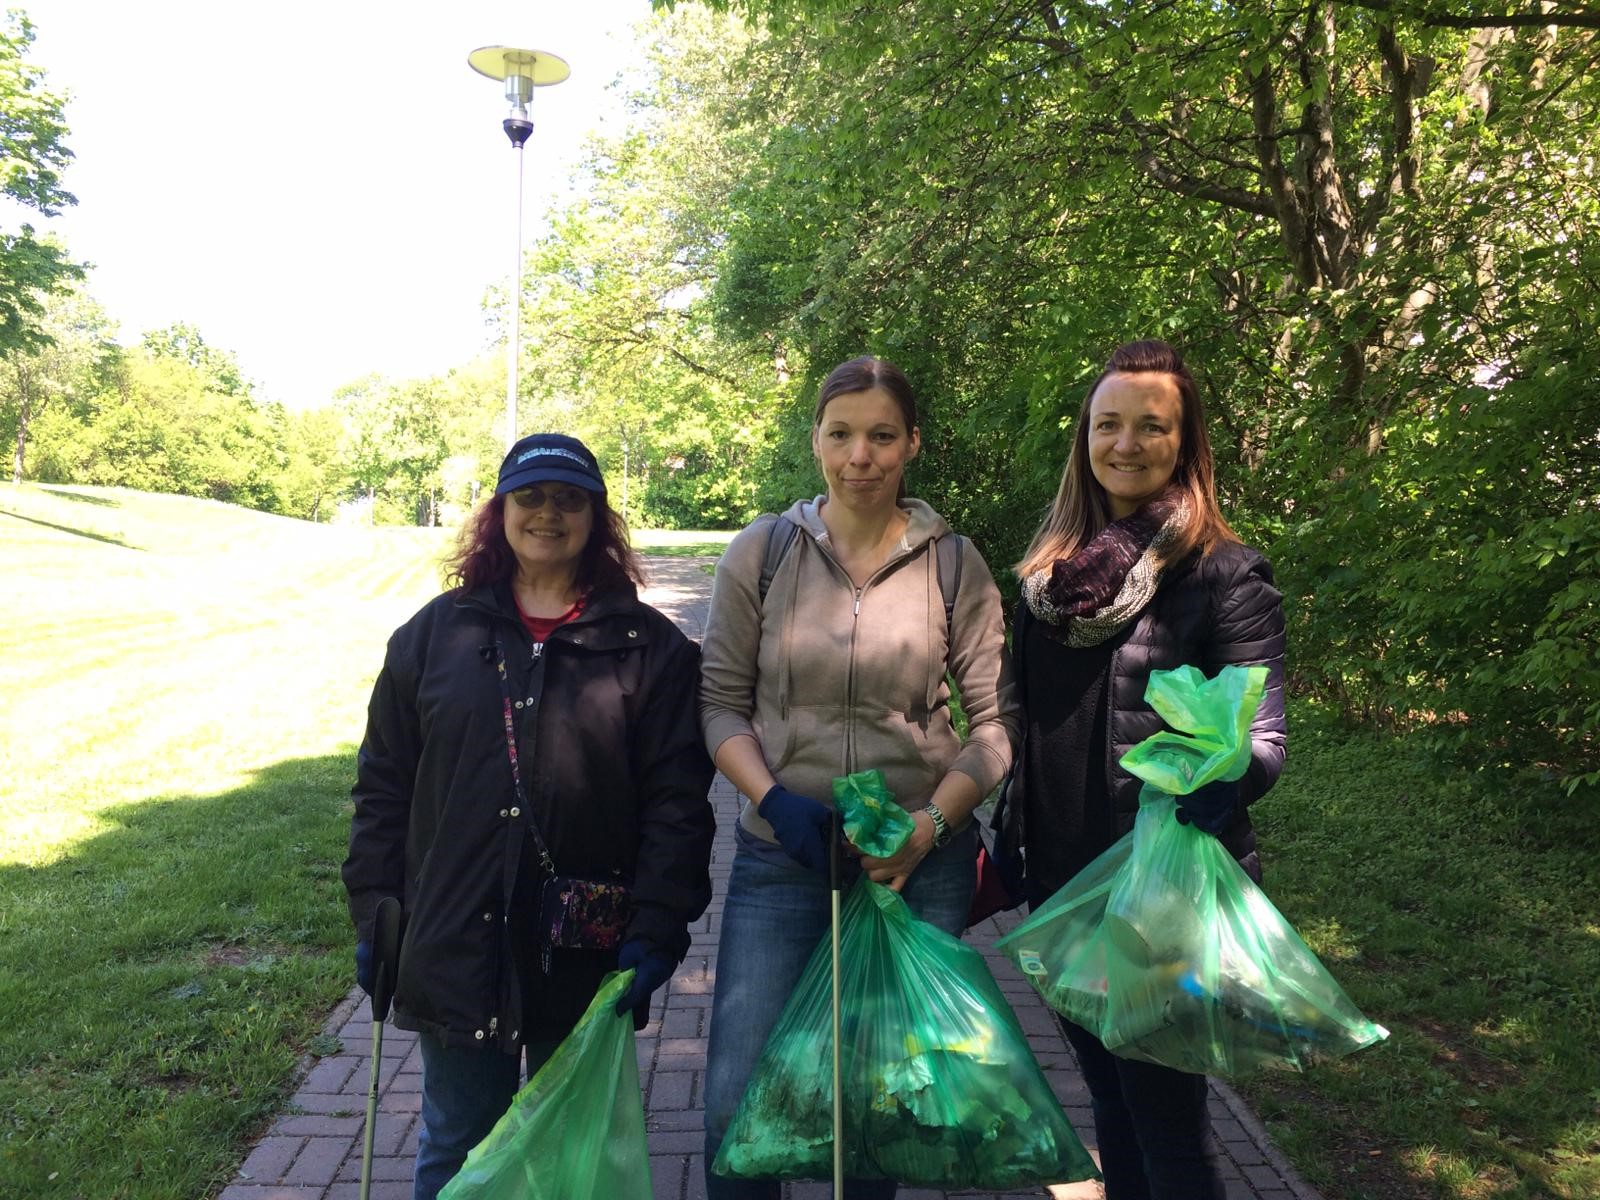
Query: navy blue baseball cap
495 433 606 495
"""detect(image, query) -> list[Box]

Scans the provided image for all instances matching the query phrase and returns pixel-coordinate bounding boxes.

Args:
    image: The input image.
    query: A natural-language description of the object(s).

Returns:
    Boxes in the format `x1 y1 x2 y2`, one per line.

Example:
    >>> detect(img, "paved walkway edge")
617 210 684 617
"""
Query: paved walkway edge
1210 1079 1323 1200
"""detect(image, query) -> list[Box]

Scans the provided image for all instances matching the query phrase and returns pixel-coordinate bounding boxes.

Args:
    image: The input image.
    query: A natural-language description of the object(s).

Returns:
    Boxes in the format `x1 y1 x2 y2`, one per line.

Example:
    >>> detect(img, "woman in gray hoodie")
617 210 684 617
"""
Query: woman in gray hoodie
698 355 1021 1199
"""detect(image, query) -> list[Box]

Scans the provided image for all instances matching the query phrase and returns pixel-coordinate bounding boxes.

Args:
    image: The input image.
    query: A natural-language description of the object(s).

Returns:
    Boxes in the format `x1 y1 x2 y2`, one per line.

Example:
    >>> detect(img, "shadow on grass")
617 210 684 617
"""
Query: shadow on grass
38 485 120 507
1238 721 1600 1200
0 507 141 548
0 752 357 1199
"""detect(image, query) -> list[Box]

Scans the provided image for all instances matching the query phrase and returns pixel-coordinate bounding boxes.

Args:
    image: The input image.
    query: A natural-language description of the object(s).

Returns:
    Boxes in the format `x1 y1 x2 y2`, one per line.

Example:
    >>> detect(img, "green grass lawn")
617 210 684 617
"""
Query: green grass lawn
1 483 452 1199
0 484 735 1198
1244 713 1599 1200
628 527 737 556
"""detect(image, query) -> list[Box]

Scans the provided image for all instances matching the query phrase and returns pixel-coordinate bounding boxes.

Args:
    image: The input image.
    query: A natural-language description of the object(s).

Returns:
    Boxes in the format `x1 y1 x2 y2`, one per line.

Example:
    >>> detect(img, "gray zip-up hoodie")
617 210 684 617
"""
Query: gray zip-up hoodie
700 496 1021 843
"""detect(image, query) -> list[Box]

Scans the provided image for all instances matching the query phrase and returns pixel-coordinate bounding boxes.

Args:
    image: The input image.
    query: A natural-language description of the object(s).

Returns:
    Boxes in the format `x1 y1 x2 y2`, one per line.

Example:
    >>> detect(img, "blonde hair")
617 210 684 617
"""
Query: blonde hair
1016 339 1237 578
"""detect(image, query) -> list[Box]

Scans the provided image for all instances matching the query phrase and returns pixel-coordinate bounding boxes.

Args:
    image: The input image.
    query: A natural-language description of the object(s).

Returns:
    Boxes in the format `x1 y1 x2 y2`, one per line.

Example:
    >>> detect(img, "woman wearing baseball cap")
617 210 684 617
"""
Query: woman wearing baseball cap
342 432 716 1199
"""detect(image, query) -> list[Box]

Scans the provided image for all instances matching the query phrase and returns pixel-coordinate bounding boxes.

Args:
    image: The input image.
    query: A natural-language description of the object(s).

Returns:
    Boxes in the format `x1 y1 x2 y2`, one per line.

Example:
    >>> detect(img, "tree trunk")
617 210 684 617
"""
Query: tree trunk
11 365 36 484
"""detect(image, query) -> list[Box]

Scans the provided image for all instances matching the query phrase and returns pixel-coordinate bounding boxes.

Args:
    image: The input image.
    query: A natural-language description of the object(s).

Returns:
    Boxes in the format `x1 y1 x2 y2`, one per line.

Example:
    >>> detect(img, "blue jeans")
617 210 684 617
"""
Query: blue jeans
413 1033 561 1200
1058 1018 1227 1200
703 824 977 1200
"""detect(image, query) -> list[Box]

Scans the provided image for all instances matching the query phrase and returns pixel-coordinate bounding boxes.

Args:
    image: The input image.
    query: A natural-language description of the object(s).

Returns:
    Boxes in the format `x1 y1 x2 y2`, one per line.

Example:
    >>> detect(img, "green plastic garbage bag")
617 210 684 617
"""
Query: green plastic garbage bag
438 971 650 1200
999 664 1388 1077
1119 663 1266 794
713 880 1098 1189
833 768 915 857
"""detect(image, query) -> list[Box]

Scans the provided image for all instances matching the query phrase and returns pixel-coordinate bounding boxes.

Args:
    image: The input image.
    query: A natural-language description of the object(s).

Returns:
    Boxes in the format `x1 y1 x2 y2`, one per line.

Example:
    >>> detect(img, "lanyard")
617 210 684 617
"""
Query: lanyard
491 628 557 876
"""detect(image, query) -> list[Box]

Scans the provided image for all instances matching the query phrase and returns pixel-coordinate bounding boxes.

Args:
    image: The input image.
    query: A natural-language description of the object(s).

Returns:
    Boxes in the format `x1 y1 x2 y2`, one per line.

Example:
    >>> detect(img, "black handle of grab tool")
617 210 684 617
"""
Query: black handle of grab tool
371 896 403 1022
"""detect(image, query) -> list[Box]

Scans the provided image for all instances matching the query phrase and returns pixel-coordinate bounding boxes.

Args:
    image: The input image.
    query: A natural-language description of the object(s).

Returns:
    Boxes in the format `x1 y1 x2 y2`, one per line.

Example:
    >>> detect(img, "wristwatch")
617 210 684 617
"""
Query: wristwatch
924 801 953 849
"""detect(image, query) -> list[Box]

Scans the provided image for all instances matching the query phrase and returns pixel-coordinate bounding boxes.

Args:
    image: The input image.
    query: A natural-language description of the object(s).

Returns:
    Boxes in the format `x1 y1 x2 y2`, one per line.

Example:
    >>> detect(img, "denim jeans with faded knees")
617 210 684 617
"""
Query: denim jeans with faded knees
1058 1018 1227 1200
413 1032 561 1200
702 823 977 1200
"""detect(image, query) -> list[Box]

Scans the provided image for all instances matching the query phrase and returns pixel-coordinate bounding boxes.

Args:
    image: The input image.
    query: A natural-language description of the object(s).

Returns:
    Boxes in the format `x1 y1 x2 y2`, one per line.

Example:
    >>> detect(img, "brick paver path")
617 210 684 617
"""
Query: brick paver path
220 556 1322 1200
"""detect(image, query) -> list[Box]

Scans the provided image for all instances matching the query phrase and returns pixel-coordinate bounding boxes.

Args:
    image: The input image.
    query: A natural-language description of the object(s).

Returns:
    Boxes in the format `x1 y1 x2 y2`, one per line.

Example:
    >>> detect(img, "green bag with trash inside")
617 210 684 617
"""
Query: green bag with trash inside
998 664 1389 1077
833 768 916 858
438 971 650 1200
713 878 1098 1189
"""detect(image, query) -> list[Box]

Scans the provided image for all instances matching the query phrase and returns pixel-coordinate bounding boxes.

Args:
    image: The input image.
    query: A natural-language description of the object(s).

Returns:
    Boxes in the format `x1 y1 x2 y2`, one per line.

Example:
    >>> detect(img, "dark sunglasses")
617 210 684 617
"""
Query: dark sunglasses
508 485 591 513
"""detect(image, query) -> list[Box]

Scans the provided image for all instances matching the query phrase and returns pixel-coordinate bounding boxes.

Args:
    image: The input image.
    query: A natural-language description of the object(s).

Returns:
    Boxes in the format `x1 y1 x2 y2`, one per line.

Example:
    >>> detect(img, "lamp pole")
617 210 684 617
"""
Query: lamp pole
468 46 570 451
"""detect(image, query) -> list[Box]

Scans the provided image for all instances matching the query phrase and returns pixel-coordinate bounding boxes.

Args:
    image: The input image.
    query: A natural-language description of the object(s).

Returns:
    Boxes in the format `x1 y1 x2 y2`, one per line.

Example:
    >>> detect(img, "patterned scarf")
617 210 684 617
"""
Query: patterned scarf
1022 491 1188 646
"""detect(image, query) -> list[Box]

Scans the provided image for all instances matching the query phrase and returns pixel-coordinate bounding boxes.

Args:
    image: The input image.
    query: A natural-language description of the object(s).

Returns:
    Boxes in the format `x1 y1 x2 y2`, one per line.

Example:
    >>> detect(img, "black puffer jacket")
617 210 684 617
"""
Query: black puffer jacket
342 579 715 1053
1003 539 1286 888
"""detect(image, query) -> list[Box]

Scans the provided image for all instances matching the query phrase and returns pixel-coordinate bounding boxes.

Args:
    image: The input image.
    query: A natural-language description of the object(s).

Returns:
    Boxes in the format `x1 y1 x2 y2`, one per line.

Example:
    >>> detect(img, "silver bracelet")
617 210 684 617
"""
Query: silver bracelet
924 801 952 849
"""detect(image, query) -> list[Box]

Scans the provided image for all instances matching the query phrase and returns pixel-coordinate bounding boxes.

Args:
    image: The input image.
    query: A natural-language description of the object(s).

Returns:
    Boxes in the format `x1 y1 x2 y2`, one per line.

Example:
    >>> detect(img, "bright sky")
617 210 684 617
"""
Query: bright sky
17 0 654 407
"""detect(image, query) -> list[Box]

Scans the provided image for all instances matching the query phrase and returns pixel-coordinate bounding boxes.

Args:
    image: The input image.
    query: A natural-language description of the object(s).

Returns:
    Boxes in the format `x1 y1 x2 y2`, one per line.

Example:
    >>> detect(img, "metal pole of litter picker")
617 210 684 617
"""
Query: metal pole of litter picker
830 808 844 1197
360 896 403 1200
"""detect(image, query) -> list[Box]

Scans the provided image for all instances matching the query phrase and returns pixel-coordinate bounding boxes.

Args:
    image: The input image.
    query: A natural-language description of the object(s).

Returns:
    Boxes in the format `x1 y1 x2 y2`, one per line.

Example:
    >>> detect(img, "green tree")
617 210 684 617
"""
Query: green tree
420 355 504 520
0 10 85 477
72 353 268 504
37 326 292 509
141 321 250 396
674 0 1598 786
334 374 452 525
273 405 346 522
508 8 788 530
2 284 116 482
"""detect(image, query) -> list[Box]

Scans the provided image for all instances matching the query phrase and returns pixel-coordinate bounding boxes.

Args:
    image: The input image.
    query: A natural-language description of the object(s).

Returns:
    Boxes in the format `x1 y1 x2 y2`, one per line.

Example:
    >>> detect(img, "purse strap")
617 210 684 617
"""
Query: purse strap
491 627 557 876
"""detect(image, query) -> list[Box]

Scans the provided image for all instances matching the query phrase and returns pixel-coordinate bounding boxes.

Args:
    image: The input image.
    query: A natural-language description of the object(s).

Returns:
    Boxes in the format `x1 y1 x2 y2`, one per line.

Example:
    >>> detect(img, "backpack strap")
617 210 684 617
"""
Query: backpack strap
934 533 965 629
758 515 801 605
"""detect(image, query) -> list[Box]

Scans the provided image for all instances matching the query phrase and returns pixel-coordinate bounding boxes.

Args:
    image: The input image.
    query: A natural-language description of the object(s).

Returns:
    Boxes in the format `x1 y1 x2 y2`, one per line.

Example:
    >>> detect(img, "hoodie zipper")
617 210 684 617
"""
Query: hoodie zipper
846 586 863 771
813 539 917 776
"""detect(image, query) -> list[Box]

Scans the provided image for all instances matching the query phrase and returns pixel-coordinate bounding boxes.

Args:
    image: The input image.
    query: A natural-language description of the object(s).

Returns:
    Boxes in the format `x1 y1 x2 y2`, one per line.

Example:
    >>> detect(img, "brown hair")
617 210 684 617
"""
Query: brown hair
446 493 646 595
813 356 918 432
1016 339 1236 577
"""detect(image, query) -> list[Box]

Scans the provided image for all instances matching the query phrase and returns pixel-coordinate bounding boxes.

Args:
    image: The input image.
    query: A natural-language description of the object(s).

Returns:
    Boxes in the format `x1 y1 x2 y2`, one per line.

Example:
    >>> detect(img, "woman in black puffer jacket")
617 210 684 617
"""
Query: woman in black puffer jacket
1001 339 1286 1200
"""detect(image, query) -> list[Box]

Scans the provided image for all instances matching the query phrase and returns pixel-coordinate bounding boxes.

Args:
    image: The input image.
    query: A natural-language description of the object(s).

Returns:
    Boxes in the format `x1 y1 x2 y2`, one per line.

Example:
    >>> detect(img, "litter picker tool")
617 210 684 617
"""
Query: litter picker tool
359 896 403 1200
829 807 844 1198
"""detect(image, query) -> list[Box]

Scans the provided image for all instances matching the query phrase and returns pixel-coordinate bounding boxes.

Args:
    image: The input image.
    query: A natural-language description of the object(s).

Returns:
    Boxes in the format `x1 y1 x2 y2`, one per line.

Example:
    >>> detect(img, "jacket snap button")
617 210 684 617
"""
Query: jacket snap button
627 630 637 638
572 636 583 645
474 1029 485 1040
498 808 509 818
514 699 524 709
483 911 493 921
509 806 521 818
525 696 535 705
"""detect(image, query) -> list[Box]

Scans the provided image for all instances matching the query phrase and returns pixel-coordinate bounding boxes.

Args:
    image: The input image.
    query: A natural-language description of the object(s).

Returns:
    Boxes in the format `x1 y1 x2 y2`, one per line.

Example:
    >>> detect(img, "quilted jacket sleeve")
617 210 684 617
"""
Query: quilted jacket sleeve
1203 548 1287 807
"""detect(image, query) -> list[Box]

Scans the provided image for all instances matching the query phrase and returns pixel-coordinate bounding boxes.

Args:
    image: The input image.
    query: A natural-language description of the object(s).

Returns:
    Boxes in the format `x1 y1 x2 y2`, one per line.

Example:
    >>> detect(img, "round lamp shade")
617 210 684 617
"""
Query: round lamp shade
468 46 571 86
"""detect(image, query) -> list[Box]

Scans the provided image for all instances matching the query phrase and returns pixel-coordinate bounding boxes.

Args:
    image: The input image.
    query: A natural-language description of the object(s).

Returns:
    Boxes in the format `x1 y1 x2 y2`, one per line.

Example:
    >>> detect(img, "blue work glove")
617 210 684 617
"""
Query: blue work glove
1174 779 1240 836
614 939 677 1024
355 939 375 996
758 784 834 873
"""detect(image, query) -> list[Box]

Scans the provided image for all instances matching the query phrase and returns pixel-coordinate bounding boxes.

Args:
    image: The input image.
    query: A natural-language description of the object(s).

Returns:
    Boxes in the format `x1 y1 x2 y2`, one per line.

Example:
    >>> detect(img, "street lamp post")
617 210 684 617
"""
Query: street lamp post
468 45 570 451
